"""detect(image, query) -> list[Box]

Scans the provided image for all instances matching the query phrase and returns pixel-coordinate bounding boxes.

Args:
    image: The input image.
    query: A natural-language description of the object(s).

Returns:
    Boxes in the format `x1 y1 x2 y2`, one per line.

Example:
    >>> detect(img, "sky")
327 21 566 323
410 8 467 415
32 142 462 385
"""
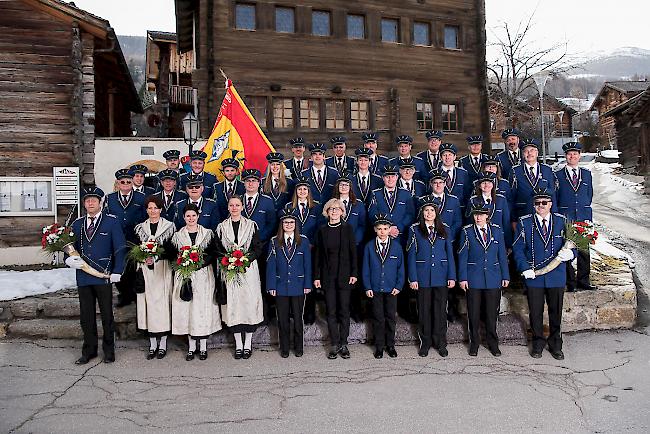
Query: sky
72 0 649 55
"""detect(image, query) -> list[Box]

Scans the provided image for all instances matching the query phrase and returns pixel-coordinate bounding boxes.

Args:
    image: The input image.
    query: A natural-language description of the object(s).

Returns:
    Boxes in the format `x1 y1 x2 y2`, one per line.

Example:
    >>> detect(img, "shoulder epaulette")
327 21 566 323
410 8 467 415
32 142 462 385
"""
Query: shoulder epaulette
463 223 473 229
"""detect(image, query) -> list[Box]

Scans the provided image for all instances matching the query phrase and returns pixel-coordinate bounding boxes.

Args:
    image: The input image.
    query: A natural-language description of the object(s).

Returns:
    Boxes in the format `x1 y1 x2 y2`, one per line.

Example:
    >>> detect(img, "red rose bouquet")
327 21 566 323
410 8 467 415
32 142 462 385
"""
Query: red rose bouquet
41 223 109 279
173 246 204 301
127 239 165 270
219 246 252 283
565 220 599 252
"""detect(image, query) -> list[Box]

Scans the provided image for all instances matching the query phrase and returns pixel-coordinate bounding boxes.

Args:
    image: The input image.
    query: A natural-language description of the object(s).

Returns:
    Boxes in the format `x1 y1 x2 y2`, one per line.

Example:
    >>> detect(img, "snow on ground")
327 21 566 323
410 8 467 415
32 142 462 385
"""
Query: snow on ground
0 268 76 301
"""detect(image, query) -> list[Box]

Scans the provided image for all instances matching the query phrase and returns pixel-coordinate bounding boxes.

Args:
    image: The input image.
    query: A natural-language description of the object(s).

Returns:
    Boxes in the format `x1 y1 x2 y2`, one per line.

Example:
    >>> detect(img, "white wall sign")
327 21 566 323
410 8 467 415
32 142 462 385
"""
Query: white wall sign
53 167 80 206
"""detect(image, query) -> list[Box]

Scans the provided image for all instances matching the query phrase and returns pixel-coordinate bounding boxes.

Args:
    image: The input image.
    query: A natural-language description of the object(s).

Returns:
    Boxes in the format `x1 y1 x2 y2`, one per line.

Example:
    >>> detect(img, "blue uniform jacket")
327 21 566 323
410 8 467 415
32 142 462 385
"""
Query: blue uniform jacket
352 172 384 206
70 212 126 287
301 166 339 205
368 187 416 235
266 235 312 296
399 179 427 200
242 194 278 243
179 171 217 198
285 202 324 245
459 154 488 186
512 213 576 288
133 185 156 197
418 193 462 243
554 167 593 222
416 150 441 183
465 194 512 247
509 163 557 220
262 177 295 213
496 178 514 214
362 237 405 293
496 150 523 181
440 166 471 211
104 191 146 244
406 223 456 287
284 158 311 180
389 156 428 181
213 179 245 218
369 154 390 175
457 223 510 289
152 190 187 222
326 155 356 174
342 198 367 245
174 197 221 230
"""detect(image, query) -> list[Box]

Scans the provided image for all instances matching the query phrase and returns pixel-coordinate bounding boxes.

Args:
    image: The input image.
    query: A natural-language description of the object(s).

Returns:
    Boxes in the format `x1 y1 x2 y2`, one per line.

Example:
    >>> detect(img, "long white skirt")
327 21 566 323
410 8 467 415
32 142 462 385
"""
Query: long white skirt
171 266 222 337
221 261 264 327
136 261 173 334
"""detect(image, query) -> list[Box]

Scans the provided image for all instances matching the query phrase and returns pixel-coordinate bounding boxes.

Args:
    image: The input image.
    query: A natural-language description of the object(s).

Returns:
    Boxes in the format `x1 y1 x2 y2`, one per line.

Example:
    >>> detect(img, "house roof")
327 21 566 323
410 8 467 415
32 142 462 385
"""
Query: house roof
589 80 649 112
525 93 578 116
175 0 196 53
148 30 177 43
602 85 650 119
23 0 143 113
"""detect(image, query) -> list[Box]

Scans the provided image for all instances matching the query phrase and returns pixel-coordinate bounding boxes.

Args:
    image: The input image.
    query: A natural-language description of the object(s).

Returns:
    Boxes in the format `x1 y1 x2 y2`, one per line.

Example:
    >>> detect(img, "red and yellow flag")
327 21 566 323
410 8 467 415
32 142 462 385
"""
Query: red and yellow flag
201 80 274 181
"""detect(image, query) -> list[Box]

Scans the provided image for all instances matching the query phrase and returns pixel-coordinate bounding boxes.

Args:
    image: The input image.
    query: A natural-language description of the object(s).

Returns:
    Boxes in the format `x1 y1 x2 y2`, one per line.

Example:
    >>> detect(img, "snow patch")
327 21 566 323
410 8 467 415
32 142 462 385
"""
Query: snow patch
0 268 76 301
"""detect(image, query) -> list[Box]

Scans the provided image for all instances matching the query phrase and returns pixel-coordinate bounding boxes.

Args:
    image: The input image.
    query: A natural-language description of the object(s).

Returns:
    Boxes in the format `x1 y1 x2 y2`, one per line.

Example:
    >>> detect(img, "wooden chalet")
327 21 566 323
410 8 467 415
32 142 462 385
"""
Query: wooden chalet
0 0 142 249
527 94 577 140
590 80 649 147
603 86 650 174
488 88 533 146
144 30 195 137
173 0 490 154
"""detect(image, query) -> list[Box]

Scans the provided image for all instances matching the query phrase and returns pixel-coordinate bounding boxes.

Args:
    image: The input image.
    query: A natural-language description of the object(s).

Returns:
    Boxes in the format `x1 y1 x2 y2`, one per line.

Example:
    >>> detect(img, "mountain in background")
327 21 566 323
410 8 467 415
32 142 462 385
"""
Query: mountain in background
118 35 147 94
569 47 650 80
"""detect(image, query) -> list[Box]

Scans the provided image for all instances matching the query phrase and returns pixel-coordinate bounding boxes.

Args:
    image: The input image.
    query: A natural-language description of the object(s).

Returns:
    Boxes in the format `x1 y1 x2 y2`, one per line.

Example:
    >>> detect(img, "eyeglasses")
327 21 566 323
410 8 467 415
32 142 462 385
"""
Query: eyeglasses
534 201 549 206
187 185 201 190
329 207 343 212
282 221 296 225
119 180 132 185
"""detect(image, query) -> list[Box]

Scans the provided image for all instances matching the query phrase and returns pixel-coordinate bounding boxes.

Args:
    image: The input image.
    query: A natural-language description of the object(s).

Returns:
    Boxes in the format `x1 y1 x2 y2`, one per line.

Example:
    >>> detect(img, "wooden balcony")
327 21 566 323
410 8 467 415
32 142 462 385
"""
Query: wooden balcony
170 85 194 106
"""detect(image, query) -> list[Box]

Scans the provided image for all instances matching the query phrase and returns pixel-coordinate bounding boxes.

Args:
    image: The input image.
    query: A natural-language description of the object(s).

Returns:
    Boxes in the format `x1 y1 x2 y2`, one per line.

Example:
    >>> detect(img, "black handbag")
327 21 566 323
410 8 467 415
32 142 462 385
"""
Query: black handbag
180 279 193 302
214 277 227 305
133 268 145 294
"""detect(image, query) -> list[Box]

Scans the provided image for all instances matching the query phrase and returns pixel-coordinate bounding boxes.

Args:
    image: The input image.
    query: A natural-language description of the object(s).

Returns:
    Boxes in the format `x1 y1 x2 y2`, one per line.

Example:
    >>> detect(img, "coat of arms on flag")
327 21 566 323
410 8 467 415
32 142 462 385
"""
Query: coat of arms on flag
201 79 274 181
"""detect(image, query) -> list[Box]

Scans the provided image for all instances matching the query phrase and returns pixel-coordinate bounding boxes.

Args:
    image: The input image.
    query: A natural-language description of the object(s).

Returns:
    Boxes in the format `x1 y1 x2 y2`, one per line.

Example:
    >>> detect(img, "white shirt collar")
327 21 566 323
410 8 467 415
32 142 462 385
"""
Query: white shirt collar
482 193 491 201
526 162 538 170
358 170 370 177
246 192 258 201
284 233 293 243
535 213 549 225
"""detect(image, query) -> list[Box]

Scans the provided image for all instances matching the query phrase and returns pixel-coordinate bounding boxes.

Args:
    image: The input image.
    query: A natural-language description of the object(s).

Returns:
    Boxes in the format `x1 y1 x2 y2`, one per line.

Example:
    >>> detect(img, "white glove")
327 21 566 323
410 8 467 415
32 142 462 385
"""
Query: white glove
557 248 574 262
284 169 292 177
522 269 536 280
65 256 84 269
109 273 122 283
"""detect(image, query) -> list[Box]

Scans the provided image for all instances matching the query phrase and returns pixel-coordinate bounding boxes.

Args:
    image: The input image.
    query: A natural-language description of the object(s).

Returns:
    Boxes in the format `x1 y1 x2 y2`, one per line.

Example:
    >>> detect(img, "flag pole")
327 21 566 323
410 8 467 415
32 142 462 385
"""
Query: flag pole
219 69 229 88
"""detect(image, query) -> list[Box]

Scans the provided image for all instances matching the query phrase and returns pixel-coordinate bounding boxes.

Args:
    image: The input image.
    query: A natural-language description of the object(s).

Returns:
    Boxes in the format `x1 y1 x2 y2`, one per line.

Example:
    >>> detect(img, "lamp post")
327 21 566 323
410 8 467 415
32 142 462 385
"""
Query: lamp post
182 113 199 155
557 110 565 147
533 71 550 163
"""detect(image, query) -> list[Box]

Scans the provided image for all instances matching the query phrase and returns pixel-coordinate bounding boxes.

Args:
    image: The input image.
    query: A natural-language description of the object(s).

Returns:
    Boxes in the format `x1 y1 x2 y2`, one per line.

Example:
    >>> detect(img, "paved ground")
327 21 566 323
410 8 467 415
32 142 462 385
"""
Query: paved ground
2 331 649 433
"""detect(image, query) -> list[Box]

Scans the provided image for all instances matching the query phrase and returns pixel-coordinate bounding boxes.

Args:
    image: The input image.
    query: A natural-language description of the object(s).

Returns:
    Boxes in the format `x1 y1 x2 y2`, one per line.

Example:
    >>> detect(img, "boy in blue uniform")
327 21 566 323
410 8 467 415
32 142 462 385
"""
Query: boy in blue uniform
104 168 146 307
152 169 187 222
174 174 221 230
368 165 416 245
509 138 557 221
459 135 488 186
512 188 576 360
213 154 245 218
437 143 471 212
481 154 513 213
555 142 595 292
266 210 312 358
398 158 427 198
352 147 383 207
362 214 405 359
389 135 427 181
178 150 217 198
362 132 389 175
241 169 278 244
326 136 355 174
417 130 444 181
301 142 339 205
496 128 523 181
458 203 510 357
427 170 463 243
284 137 310 179
66 187 126 364
130 164 156 196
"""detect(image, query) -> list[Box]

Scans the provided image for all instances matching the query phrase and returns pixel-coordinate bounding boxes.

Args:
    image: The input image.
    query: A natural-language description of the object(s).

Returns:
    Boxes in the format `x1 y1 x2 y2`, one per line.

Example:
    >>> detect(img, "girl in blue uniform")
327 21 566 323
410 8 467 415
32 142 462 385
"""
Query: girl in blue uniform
406 197 456 357
266 210 312 358
465 171 512 248
262 152 295 213
458 203 510 357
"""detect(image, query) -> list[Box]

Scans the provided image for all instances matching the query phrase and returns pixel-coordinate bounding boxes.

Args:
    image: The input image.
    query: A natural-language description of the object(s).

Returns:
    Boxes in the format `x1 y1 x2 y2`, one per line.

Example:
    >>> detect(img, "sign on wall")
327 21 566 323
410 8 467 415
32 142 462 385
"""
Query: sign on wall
53 167 80 206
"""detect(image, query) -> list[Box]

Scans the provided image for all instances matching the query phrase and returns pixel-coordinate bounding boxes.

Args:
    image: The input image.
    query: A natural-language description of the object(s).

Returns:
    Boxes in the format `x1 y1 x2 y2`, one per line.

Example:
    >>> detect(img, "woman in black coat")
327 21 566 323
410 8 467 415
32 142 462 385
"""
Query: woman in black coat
313 198 358 359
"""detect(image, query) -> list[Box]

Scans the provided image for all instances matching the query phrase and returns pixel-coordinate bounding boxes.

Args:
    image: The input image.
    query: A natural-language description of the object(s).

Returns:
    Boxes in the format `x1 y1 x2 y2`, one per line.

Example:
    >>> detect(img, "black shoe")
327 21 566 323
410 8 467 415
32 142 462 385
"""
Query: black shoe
115 298 132 308
234 349 243 360
281 351 290 358
374 349 384 359
186 351 195 361
386 347 398 358
156 349 167 360
418 346 429 357
295 350 303 357
74 354 97 365
242 349 252 359
339 345 350 359
551 349 565 360
489 347 502 357
438 347 448 357
103 355 115 363
146 349 157 360
468 346 478 357
566 287 576 293
304 315 315 325
531 350 542 359
327 347 338 359
198 351 208 360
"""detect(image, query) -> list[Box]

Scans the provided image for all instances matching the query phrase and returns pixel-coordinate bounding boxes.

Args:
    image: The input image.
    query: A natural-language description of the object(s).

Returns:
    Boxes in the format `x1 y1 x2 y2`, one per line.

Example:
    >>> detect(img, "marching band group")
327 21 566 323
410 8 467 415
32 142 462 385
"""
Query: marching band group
66 128 594 365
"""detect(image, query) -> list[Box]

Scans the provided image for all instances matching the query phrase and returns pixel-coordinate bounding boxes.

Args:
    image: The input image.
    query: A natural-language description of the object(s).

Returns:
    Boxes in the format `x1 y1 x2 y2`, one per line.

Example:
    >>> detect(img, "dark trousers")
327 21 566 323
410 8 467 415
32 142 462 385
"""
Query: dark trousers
417 286 449 350
566 248 591 290
324 283 351 347
466 288 500 350
115 260 136 303
370 292 397 350
526 286 564 352
78 284 115 358
275 295 305 353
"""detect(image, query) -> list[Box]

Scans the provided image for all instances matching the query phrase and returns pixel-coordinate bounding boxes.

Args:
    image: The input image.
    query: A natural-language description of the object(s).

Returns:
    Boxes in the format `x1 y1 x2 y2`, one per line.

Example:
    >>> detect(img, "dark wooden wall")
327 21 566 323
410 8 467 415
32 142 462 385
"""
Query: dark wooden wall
193 0 489 156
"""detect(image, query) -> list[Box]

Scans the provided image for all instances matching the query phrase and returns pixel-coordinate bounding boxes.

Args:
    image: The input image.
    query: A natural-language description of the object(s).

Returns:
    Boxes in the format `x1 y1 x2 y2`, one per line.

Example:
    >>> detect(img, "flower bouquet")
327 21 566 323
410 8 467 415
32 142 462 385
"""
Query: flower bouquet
128 240 165 270
219 247 251 284
534 220 598 276
41 223 109 279
173 246 204 301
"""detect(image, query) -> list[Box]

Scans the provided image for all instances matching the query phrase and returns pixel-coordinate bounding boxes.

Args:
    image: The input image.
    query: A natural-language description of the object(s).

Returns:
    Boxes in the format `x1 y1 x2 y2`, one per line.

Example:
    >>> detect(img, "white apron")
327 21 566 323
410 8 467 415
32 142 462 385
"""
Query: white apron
171 225 222 337
134 218 175 334
216 217 264 327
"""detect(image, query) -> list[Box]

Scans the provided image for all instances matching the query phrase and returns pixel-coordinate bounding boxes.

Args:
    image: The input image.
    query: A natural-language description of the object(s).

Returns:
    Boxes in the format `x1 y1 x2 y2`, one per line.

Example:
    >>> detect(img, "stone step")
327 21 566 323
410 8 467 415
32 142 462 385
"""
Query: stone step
6 314 528 347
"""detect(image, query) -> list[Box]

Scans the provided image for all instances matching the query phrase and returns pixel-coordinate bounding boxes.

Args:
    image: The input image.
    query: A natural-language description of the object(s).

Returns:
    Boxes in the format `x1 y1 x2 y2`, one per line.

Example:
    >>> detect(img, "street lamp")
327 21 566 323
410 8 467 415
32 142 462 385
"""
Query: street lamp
533 70 550 162
182 113 199 155
557 111 565 147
